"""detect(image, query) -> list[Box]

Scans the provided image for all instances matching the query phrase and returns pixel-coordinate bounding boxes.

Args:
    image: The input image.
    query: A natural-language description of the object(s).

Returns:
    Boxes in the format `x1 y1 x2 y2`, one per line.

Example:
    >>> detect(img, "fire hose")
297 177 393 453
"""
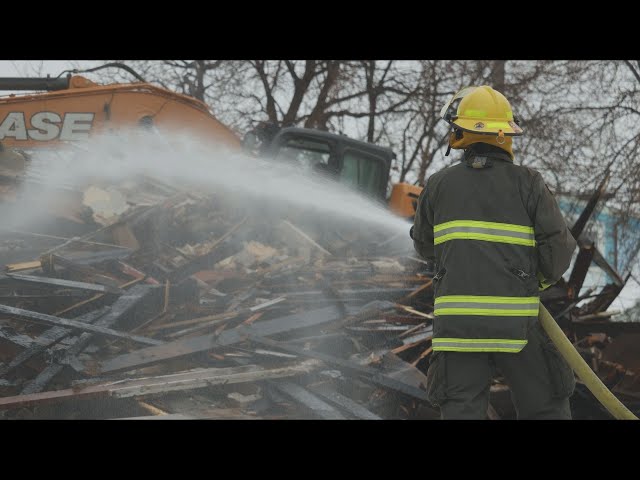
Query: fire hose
538 302 638 420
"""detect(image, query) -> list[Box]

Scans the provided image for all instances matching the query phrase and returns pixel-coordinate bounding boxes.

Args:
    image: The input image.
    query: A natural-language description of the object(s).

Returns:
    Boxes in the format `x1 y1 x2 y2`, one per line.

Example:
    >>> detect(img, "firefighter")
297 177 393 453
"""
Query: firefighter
411 86 578 419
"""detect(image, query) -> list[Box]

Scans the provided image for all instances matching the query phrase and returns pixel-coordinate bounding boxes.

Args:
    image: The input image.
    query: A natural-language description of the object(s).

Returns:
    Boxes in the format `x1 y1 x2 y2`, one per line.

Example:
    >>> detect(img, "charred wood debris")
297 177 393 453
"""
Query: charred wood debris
0 174 638 420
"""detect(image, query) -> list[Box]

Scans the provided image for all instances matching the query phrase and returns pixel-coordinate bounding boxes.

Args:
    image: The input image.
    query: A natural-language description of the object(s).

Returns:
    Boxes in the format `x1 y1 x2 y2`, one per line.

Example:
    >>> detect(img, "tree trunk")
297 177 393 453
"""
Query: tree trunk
492 60 506 92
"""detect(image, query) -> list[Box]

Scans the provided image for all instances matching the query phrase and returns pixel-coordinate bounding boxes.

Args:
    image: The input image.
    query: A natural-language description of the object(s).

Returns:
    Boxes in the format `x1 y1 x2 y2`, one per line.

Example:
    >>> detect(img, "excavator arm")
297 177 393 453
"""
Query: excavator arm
0 75 241 151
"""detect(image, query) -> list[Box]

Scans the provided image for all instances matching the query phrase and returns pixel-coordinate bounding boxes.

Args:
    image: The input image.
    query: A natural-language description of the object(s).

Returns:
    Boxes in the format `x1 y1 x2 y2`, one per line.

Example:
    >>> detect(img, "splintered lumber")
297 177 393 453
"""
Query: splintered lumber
400 280 433 301
325 300 396 332
148 297 286 333
138 400 168 416
111 224 140 250
280 220 332 256
21 285 161 394
575 311 621 322
397 305 434 319
95 305 350 375
271 381 346 419
0 304 162 346
247 336 429 401
0 360 320 410
6 273 123 294
168 216 248 281
4 260 42 273
0 307 108 378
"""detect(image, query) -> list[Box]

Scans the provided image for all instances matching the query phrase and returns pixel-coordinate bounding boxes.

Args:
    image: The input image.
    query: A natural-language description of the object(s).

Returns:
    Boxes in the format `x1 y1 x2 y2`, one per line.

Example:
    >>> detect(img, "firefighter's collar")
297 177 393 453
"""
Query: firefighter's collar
465 155 492 169
463 145 512 169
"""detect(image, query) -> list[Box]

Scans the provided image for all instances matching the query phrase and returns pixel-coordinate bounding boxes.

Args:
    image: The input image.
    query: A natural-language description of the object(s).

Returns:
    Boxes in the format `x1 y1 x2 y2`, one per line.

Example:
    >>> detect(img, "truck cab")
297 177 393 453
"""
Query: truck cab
244 126 395 203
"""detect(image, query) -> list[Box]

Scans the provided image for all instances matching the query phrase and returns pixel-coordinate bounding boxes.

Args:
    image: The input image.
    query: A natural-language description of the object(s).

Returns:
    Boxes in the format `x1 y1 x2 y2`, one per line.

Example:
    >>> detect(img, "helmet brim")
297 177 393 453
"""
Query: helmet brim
452 118 524 136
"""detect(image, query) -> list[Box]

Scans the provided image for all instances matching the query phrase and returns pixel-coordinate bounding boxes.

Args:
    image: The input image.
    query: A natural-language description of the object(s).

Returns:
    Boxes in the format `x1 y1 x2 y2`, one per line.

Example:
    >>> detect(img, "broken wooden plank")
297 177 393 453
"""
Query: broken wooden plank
21 285 162 394
147 311 237 332
0 304 163 346
575 311 621 322
0 307 108 378
5 260 42 273
168 216 248 281
0 327 39 350
280 220 332 256
0 360 320 410
285 288 415 297
324 300 397 333
308 384 382 420
6 273 123 294
115 414 195 420
42 254 121 289
111 224 140 250
391 337 431 356
155 297 287 338
400 280 433 302
246 335 429 402
95 305 350 375
249 296 286 312
271 381 346 419
0 228 132 251
52 277 142 319
397 305 434 320
117 262 161 285
410 346 433 367
0 294 86 302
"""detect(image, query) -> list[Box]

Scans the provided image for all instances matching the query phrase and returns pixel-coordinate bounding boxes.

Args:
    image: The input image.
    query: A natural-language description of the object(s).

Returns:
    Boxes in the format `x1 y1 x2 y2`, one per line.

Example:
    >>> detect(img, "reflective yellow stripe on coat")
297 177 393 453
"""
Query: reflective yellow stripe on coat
433 295 538 353
434 220 535 247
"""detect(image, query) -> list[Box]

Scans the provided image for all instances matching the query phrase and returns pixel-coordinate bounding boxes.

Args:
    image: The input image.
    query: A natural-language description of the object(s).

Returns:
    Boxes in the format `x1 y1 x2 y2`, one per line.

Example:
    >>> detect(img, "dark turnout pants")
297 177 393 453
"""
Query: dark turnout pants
426 320 575 420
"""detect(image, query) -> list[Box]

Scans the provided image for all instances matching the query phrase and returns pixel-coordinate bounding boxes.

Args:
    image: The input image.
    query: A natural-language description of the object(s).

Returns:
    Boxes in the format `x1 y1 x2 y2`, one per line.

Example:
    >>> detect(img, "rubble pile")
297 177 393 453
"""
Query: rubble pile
0 174 636 420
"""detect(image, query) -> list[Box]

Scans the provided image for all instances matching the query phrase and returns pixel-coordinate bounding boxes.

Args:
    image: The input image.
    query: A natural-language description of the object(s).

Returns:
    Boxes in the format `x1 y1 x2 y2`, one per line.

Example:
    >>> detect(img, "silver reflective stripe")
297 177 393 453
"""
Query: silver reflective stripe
435 301 539 310
434 227 534 241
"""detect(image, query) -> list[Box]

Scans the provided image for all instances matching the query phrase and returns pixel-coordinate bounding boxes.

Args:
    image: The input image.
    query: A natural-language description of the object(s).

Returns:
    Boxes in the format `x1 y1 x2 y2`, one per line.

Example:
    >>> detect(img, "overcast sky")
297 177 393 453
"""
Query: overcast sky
0 61 100 88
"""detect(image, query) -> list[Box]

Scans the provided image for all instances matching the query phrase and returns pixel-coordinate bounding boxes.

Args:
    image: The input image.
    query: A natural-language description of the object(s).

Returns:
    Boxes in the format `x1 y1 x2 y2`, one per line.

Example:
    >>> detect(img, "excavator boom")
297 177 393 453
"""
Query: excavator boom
0 75 240 150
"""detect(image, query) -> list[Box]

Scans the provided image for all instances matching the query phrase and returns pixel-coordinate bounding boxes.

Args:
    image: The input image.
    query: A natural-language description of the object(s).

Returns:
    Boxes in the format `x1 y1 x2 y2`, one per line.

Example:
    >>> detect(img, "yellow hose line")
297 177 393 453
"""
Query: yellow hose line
539 302 638 420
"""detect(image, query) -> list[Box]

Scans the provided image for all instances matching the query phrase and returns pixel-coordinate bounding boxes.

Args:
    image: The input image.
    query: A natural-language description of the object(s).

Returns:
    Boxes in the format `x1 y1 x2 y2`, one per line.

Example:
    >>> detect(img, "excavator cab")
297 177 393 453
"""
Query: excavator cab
244 125 395 203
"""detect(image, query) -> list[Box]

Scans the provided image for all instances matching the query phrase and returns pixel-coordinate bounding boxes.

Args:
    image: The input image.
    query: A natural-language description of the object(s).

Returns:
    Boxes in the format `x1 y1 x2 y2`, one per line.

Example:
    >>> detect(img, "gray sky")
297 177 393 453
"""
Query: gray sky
0 61 100 90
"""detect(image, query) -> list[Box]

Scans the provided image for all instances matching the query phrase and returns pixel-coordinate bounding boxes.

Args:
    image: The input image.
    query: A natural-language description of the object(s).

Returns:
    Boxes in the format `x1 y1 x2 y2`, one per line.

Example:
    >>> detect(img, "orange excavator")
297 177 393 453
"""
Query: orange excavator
0 68 422 218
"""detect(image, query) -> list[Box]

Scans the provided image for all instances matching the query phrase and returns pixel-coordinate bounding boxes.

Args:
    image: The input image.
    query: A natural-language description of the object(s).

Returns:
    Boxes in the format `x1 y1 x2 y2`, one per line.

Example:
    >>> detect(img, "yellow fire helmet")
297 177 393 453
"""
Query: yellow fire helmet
440 85 523 137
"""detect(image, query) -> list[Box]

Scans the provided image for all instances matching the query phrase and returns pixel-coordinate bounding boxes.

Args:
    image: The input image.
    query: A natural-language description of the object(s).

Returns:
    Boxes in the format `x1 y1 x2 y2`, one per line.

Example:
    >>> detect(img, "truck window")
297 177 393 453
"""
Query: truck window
339 150 384 197
275 137 331 171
